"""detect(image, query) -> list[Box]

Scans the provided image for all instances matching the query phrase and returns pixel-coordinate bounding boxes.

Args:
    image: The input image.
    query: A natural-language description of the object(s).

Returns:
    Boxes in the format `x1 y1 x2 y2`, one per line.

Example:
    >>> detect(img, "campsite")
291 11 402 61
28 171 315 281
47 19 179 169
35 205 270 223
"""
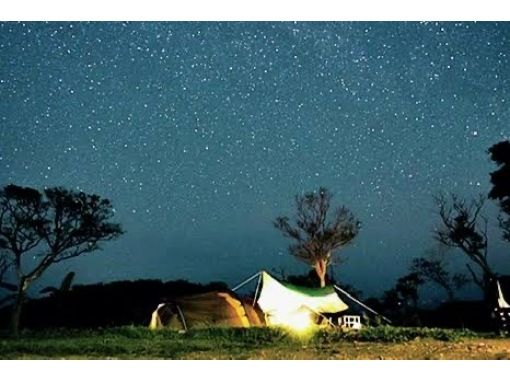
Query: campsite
0 269 509 359
2 21 510 360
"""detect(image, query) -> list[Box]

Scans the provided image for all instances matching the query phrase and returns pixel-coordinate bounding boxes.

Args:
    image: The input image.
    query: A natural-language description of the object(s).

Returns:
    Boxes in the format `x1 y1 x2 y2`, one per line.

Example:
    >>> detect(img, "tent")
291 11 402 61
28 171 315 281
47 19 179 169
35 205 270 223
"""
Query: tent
149 271 389 331
233 271 390 329
149 291 263 330
494 280 510 332
497 280 510 309
255 271 348 329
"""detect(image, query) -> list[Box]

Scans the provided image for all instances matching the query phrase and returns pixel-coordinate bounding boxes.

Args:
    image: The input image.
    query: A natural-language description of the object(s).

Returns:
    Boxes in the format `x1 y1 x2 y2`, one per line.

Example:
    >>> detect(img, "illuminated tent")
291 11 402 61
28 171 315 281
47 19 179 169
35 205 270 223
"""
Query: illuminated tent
149 291 264 330
494 280 510 332
497 280 510 309
233 271 390 329
255 271 348 329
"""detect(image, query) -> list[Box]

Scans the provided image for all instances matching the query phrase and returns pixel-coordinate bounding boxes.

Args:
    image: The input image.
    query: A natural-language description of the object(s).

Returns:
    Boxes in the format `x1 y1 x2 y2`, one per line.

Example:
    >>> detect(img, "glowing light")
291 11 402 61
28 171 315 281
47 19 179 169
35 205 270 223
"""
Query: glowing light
267 308 315 333
284 311 313 332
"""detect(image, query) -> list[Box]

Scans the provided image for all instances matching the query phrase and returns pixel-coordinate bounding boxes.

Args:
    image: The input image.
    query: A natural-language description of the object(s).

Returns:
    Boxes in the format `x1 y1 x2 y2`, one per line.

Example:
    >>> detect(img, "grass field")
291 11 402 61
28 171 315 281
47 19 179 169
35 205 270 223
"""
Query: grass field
1 326 509 359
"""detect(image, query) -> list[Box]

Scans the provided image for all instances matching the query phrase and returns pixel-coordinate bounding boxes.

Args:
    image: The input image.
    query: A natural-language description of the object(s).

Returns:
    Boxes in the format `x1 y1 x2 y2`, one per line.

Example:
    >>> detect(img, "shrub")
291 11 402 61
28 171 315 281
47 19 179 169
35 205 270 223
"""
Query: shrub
313 325 478 343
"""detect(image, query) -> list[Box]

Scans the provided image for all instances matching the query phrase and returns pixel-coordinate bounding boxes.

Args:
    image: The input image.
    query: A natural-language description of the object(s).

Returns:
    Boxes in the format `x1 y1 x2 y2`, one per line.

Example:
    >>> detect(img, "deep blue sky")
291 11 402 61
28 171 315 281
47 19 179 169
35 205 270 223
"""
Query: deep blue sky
1 22 509 302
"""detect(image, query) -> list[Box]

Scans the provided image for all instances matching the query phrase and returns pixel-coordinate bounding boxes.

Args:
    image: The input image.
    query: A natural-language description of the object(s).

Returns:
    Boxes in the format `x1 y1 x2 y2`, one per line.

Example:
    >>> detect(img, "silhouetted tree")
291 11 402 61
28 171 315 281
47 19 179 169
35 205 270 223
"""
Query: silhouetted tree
378 273 424 325
0 184 123 335
274 187 360 287
0 185 46 318
410 257 468 302
488 140 510 242
395 273 424 309
433 193 495 297
381 288 403 311
0 254 8 285
0 253 13 308
40 271 76 296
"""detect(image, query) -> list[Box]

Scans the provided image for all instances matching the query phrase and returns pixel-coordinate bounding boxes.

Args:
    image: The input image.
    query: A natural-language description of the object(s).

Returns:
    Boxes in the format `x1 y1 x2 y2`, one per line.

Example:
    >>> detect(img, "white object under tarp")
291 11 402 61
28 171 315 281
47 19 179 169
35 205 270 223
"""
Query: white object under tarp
256 271 349 317
497 281 510 309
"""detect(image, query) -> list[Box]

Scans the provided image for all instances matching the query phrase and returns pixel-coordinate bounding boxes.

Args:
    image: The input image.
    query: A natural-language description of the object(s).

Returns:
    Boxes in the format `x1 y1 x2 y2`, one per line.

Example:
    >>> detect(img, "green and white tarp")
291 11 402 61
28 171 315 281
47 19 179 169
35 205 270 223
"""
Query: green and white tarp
256 271 348 318
232 270 390 327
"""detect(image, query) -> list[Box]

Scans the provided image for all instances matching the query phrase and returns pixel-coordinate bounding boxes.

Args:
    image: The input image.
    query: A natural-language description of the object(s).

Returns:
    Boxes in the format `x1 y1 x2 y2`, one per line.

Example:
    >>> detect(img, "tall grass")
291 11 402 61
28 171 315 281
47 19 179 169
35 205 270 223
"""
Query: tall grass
0 325 497 359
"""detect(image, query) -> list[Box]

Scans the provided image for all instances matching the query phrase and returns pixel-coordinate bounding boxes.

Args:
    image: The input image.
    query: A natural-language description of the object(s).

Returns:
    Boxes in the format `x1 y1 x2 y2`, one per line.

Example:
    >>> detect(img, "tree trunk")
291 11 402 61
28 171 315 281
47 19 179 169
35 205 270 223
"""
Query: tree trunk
446 288 455 302
10 279 27 337
482 273 497 304
314 259 327 288
466 263 495 298
412 295 418 310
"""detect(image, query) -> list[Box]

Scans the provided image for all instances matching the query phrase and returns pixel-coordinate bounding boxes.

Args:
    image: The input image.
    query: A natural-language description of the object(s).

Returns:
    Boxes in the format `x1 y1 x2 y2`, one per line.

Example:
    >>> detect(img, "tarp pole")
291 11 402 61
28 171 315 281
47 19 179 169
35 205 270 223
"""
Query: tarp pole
334 285 392 324
303 305 336 328
231 271 262 292
176 304 188 331
252 273 263 306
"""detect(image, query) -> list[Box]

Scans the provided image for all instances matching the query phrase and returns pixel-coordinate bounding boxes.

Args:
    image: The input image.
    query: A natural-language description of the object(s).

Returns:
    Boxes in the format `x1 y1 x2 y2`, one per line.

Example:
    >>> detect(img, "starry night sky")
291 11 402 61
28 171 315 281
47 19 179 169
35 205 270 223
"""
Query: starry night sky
1 22 509 300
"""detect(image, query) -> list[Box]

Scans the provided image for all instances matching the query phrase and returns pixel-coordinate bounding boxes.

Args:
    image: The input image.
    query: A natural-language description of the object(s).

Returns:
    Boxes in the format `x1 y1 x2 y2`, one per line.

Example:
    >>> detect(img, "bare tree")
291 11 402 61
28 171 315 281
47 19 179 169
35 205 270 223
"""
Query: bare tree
433 193 495 297
274 187 360 287
0 184 124 335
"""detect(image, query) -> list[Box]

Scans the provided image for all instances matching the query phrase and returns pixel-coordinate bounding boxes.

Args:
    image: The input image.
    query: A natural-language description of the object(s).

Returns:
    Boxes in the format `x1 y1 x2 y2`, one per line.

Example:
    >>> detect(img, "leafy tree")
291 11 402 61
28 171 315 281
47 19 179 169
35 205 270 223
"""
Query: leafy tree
0 184 123 335
274 187 360 287
0 185 46 315
433 193 495 298
409 254 468 302
488 140 510 242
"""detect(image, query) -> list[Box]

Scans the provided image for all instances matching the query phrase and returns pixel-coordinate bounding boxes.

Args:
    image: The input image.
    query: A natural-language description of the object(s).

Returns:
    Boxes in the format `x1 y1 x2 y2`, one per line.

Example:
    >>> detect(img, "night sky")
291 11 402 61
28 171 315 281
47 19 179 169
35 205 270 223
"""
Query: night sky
1 22 509 301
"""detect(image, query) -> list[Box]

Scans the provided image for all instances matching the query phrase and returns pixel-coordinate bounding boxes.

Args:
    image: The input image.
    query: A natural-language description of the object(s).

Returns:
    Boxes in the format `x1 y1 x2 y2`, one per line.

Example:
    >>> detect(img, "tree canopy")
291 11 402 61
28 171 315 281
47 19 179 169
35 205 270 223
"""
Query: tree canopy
433 193 494 296
0 184 124 335
274 187 360 287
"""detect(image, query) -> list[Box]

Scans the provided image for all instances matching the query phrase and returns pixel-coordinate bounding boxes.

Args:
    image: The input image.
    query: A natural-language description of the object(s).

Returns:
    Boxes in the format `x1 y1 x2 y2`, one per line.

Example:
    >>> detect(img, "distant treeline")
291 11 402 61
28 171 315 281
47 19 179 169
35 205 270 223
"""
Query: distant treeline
0 277 506 332
0 279 228 330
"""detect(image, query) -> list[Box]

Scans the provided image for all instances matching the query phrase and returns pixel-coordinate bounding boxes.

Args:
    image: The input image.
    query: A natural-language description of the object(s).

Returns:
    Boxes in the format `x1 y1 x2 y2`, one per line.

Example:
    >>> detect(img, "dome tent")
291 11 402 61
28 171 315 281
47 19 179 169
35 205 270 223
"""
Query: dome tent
149 291 263 330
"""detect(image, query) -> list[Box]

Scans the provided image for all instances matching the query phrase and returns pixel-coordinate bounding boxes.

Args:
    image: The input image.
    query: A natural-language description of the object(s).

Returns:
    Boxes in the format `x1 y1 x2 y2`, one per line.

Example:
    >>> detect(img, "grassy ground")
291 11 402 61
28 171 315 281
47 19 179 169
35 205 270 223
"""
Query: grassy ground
0 326 509 359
